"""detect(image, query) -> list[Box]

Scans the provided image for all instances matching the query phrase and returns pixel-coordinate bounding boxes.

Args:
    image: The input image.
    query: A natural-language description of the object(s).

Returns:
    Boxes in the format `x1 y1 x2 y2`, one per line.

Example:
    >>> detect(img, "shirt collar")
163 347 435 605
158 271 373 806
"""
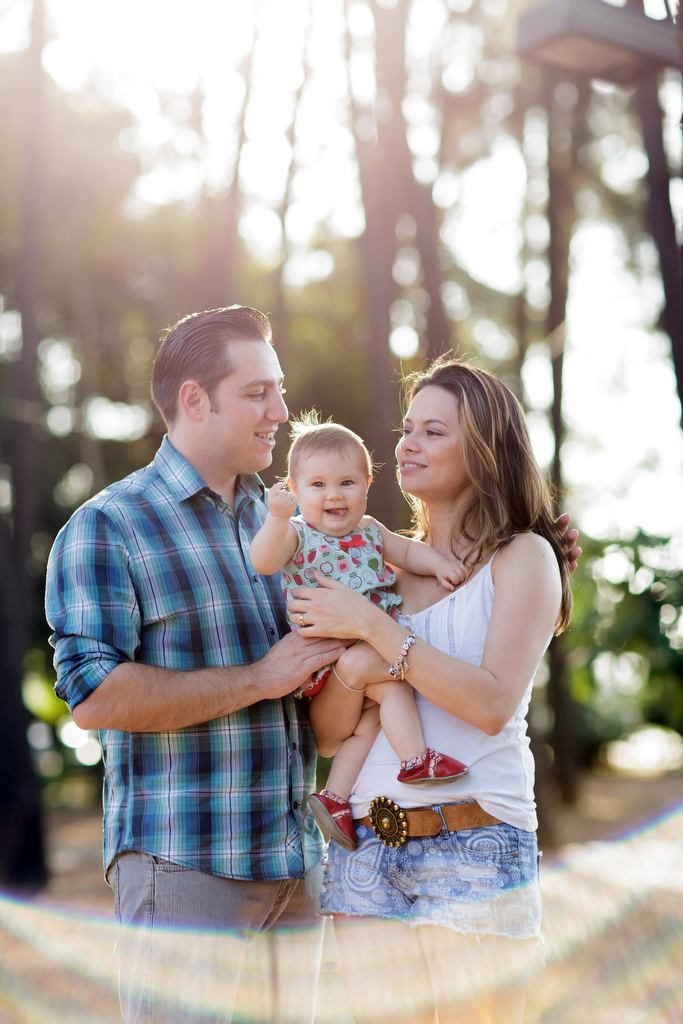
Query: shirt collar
153 435 266 505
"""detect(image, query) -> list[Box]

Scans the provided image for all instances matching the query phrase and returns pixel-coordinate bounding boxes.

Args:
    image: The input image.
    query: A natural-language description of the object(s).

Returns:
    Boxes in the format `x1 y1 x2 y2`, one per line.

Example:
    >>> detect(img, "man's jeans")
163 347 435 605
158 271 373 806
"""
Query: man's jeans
107 852 324 1024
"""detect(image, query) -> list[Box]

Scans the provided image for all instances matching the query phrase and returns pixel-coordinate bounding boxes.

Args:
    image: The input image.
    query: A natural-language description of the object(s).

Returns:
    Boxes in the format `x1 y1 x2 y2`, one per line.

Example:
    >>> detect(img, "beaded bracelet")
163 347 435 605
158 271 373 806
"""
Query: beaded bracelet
388 632 416 681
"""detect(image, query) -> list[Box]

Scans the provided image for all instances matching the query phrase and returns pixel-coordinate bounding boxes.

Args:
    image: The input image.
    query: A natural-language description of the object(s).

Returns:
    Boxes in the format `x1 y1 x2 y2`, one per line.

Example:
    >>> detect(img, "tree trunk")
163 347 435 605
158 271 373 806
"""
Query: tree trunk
71 282 108 494
270 0 314 362
0 0 48 892
545 76 579 805
342 0 400 525
196 5 260 311
634 80 683 424
372 0 451 362
628 1 683 426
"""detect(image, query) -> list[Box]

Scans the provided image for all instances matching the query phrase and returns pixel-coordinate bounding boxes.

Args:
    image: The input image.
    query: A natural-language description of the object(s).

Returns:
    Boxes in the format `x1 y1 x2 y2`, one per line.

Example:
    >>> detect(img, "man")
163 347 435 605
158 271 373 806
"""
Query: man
45 306 345 1023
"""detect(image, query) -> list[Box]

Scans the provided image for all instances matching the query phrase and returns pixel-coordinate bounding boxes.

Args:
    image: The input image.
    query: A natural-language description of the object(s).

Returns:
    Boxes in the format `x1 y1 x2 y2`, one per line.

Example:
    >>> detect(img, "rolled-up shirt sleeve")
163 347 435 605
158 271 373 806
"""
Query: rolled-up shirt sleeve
45 505 141 711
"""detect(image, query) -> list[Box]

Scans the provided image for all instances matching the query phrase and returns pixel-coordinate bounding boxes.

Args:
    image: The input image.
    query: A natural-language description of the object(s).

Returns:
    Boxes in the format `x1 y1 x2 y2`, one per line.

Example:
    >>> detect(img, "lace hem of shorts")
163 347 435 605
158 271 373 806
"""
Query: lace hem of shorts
318 906 543 943
407 917 543 943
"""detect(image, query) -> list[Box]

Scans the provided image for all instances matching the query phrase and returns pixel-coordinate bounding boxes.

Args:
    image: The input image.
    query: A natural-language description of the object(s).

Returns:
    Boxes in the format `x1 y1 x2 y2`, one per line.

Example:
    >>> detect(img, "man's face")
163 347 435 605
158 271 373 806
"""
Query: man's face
203 340 288 477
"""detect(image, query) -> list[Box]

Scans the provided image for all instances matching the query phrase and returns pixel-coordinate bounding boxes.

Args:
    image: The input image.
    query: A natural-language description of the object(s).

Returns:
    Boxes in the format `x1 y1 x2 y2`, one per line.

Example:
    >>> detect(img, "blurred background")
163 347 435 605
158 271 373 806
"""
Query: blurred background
0 0 681 903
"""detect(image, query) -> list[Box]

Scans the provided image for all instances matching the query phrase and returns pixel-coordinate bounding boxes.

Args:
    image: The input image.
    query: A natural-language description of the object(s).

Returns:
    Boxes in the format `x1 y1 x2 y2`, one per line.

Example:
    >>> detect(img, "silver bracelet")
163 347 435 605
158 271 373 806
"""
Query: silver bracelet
388 632 416 681
332 664 365 693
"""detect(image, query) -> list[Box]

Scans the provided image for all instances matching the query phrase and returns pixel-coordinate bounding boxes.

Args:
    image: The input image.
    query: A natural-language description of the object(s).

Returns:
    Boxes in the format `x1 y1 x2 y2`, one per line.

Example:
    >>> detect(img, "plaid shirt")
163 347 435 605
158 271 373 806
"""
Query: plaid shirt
45 436 323 880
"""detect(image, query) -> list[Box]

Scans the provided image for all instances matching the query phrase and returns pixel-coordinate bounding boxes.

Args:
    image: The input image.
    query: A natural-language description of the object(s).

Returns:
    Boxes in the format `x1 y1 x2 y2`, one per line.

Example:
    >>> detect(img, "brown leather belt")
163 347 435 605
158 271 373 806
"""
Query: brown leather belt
357 798 501 847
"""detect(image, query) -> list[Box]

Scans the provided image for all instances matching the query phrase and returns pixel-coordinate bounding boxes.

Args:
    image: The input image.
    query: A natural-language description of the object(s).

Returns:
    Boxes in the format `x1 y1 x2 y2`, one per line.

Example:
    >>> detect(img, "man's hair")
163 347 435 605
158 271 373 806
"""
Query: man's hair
151 305 273 425
402 355 572 634
287 410 373 481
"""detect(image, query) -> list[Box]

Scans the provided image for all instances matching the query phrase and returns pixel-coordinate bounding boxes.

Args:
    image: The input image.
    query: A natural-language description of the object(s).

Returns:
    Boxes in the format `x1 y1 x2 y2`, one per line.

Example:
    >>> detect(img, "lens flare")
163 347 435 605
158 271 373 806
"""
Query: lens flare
1 803 682 1022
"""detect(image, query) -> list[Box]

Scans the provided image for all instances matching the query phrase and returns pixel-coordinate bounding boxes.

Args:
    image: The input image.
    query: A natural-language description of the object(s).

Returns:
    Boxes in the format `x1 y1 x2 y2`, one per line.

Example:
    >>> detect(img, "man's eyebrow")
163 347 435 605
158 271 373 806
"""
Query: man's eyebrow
238 377 284 389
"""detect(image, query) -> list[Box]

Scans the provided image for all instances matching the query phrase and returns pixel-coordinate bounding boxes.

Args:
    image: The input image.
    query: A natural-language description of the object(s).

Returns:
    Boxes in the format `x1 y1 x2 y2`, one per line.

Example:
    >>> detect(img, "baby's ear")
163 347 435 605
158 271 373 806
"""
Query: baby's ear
287 477 298 495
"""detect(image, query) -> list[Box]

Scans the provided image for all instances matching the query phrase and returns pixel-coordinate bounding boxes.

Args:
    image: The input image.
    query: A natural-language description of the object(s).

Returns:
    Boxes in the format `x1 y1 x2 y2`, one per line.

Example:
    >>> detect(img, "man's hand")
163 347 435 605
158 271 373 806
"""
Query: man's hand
257 631 347 700
556 513 582 574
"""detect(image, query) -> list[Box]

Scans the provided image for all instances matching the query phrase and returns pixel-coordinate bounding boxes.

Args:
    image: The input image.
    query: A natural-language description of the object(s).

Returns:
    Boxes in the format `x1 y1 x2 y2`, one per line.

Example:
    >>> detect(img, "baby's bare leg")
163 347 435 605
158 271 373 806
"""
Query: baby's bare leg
365 680 427 762
325 703 380 799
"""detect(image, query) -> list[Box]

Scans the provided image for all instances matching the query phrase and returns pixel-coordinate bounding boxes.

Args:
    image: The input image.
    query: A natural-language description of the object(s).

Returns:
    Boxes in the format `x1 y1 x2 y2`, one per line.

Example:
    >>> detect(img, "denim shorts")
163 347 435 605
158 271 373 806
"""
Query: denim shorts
320 815 542 940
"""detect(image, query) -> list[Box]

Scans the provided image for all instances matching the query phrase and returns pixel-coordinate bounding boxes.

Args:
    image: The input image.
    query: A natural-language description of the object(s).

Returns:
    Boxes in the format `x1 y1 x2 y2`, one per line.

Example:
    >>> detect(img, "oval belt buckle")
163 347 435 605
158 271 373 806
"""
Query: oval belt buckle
369 796 409 848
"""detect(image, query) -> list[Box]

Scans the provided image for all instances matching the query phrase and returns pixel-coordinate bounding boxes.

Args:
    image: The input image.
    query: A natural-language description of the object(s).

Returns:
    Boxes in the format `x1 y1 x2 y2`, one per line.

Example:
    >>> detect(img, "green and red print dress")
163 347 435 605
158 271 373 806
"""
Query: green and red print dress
280 516 402 697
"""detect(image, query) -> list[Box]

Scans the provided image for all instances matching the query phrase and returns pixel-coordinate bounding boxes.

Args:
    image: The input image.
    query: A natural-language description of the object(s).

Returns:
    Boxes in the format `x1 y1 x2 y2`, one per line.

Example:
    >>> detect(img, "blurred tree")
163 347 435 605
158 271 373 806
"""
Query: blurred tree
0 0 47 891
544 74 587 804
342 0 402 523
269 0 314 364
626 0 683 426
194 6 259 313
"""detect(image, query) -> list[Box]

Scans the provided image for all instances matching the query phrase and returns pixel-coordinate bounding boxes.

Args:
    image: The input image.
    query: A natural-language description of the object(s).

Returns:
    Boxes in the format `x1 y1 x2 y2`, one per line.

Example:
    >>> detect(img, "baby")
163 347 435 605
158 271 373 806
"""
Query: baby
250 414 469 850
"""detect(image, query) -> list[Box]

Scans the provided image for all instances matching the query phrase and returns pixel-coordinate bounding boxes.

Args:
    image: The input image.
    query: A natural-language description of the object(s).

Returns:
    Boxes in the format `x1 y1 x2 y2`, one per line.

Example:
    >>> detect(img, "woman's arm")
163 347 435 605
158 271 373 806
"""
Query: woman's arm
249 482 299 574
291 533 561 735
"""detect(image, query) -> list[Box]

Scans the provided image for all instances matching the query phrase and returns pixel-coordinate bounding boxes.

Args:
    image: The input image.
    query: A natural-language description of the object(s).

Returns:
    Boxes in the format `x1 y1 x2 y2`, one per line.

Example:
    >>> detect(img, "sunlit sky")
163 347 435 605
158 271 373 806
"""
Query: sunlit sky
2 0 682 549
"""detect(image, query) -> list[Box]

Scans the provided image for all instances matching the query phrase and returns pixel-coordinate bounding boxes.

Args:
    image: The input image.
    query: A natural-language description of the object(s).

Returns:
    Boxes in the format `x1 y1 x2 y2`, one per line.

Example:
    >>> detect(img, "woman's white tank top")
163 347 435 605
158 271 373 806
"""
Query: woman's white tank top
349 557 540 831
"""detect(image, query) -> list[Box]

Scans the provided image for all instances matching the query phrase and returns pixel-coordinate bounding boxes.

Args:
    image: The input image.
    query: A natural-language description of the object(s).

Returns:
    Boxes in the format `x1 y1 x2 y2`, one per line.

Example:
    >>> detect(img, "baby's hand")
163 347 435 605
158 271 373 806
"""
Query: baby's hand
268 481 298 519
436 556 467 591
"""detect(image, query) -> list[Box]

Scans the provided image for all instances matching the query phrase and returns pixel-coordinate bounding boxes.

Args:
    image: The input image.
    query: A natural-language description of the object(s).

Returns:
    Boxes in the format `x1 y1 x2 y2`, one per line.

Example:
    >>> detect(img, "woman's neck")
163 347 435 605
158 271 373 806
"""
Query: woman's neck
424 500 465 557
425 497 492 568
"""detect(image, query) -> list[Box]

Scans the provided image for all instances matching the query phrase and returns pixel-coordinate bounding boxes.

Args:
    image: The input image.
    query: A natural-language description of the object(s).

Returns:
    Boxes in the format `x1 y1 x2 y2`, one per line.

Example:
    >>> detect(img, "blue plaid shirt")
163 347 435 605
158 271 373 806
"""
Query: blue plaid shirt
45 436 323 880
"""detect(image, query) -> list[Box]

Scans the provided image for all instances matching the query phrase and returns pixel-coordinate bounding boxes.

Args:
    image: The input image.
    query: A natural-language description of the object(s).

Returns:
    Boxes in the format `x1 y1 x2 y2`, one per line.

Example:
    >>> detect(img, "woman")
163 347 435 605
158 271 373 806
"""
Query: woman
288 357 574 1024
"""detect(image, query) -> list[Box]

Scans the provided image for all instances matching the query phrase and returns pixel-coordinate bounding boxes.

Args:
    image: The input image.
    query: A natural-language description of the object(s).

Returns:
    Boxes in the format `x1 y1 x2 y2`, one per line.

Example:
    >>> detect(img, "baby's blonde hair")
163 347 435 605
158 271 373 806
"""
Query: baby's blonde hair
287 410 373 481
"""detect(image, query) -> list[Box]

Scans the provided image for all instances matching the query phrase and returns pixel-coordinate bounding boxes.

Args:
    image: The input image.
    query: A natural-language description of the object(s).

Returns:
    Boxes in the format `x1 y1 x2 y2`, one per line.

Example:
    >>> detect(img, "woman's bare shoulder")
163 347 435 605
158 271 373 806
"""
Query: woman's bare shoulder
493 532 557 576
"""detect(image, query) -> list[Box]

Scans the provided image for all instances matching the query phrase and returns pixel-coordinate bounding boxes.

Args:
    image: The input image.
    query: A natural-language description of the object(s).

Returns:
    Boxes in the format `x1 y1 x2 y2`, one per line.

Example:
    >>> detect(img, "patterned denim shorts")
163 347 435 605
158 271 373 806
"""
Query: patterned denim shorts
320 815 542 939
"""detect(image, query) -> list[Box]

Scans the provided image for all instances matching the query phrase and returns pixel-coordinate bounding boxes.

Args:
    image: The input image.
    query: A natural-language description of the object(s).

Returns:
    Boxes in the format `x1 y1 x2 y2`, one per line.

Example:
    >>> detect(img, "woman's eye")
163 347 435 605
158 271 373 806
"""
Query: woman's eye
248 391 266 400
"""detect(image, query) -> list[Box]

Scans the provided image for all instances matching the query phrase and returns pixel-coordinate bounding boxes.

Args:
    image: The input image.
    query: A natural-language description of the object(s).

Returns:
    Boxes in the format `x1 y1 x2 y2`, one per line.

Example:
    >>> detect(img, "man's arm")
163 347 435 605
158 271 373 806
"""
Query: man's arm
46 500 344 732
72 632 347 732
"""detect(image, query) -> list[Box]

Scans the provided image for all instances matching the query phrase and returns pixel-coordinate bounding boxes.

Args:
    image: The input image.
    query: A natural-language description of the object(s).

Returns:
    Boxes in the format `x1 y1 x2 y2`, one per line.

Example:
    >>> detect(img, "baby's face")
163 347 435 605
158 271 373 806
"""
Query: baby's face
289 448 371 537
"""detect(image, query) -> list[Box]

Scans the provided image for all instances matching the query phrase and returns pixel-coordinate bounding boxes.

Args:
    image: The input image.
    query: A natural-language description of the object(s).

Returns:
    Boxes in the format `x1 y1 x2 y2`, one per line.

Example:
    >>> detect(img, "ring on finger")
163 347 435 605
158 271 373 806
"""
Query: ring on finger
299 614 306 627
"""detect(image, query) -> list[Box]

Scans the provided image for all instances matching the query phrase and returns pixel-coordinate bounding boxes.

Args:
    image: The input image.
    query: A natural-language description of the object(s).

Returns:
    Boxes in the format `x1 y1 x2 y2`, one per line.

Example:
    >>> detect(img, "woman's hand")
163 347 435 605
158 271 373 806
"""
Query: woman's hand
287 572 380 641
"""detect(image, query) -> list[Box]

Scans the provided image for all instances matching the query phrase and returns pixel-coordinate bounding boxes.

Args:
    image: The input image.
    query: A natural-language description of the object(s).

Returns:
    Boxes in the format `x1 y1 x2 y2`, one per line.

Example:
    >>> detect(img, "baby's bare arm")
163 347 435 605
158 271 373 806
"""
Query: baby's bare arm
373 519 466 590
249 483 299 574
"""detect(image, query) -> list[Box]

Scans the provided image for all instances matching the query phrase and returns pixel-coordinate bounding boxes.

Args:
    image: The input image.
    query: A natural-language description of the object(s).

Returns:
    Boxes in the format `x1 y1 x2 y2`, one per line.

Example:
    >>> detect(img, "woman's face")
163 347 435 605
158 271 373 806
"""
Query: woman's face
395 384 471 504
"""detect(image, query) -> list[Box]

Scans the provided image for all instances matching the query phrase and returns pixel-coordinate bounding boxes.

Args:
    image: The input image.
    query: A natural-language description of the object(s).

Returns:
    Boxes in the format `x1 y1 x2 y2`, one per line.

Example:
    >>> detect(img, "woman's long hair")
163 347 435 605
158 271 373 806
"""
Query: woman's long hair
402 356 572 633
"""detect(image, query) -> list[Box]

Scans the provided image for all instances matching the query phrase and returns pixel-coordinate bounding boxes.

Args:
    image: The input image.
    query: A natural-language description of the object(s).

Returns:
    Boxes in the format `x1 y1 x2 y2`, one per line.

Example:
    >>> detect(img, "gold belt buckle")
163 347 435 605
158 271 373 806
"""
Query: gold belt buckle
368 796 409 848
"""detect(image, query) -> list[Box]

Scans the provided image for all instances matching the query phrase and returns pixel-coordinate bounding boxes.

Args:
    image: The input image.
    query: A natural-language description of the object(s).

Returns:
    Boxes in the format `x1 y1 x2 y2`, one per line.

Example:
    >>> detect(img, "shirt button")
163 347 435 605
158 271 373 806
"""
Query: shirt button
253 575 259 583
292 742 298 751
293 801 300 810
269 628 275 636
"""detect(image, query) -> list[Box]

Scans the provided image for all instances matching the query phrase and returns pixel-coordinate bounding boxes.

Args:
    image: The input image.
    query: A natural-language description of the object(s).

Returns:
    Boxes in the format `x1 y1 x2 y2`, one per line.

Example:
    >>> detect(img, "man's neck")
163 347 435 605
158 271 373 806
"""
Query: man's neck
167 431 237 507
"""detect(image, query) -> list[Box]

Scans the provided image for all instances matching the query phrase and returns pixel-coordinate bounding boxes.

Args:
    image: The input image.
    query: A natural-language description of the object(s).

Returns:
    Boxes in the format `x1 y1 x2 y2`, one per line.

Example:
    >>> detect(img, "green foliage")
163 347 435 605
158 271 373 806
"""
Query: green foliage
565 532 683 761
